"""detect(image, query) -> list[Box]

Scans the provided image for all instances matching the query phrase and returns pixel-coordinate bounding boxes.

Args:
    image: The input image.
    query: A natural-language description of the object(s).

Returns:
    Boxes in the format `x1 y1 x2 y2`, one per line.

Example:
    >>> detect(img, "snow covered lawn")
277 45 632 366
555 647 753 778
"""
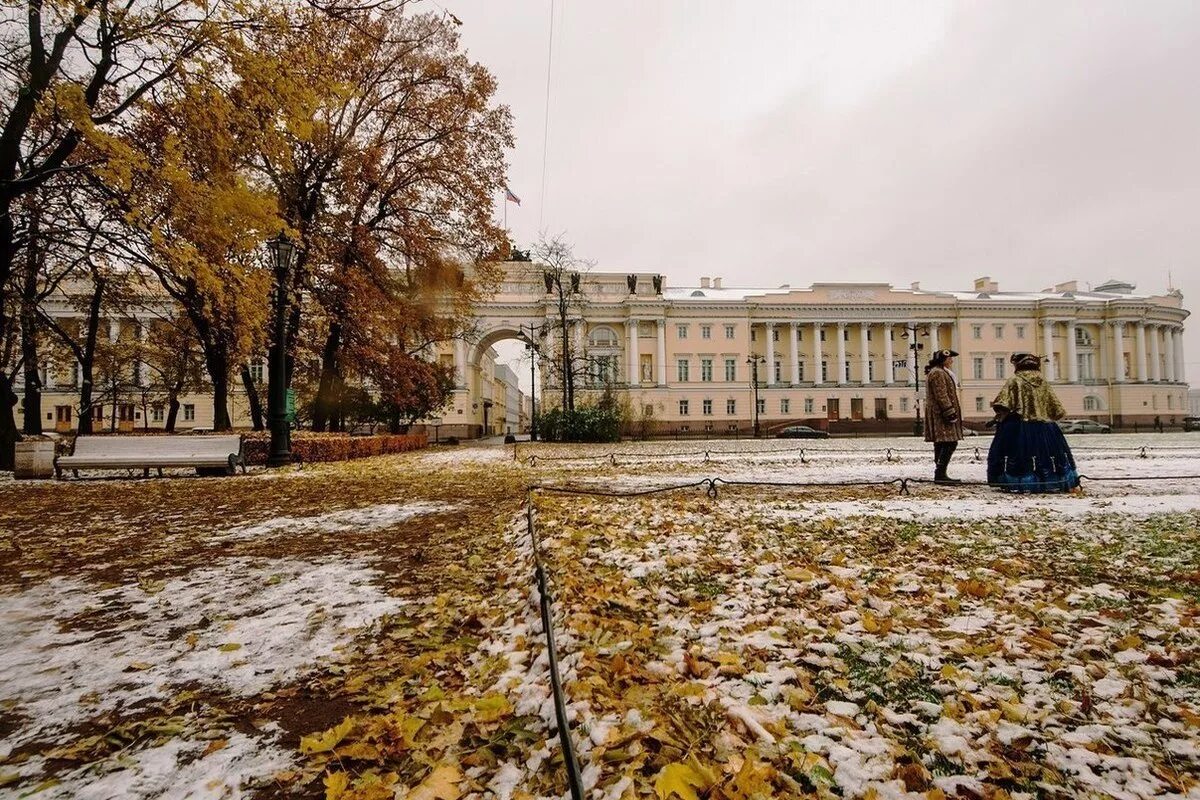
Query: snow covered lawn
524 435 1200 799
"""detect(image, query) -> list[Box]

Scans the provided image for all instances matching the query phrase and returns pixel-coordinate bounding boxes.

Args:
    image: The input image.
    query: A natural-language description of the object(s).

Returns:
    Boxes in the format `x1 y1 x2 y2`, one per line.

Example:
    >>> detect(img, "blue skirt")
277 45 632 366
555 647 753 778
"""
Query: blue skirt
987 417 1080 493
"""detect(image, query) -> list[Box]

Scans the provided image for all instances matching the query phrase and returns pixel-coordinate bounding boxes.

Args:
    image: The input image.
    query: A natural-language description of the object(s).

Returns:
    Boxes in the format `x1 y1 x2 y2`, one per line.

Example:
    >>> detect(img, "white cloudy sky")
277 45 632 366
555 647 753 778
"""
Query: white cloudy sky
442 0 1199 384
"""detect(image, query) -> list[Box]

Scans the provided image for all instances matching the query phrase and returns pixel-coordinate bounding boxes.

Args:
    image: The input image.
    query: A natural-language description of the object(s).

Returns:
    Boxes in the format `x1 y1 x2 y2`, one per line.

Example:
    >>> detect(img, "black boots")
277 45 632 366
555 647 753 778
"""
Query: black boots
934 442 961 485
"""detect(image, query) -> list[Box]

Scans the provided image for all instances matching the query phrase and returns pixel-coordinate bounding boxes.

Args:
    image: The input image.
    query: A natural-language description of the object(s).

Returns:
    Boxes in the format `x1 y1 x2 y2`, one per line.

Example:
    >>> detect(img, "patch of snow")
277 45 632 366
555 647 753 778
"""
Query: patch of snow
219 501 455 540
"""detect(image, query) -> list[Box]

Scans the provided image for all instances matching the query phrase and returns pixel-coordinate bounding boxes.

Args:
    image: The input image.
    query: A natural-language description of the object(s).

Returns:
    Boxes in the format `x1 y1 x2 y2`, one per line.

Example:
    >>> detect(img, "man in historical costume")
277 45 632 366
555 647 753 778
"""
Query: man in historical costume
987 352 1080 492
924 349 963 485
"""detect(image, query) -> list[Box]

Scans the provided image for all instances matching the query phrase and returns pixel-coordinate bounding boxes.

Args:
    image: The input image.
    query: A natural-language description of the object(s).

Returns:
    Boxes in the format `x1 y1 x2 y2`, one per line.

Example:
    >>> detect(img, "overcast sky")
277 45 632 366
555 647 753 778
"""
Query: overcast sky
442 0 1199 385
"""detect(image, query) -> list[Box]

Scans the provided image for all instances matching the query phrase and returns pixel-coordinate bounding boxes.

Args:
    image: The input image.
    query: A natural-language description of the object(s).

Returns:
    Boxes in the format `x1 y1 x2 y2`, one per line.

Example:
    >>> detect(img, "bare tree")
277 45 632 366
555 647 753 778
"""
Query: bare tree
531 234 598 412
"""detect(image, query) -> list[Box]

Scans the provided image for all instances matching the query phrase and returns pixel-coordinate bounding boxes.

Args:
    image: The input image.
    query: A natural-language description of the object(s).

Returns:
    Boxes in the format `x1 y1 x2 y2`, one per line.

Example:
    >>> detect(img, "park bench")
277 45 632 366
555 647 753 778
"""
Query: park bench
55 434 247 479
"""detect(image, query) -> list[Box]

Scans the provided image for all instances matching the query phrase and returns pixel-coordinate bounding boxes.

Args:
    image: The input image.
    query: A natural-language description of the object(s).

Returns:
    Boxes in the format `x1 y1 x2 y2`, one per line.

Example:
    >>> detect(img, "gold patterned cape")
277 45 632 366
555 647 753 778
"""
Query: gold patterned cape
991 371 1066 422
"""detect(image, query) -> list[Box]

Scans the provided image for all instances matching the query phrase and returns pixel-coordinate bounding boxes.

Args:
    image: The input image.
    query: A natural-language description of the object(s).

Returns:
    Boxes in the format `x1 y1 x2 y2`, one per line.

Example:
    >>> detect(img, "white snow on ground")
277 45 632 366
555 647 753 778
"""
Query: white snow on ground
773 491 1200 519
35 730 293 800
218 500 455 540
0 558 404 756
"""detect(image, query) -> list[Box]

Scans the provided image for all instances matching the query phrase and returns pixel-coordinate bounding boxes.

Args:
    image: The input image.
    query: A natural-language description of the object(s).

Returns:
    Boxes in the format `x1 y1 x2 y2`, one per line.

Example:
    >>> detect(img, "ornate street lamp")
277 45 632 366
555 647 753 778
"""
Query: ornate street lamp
746 354 766 438
522 323 543 441
901 323 930 437
266 231 297 467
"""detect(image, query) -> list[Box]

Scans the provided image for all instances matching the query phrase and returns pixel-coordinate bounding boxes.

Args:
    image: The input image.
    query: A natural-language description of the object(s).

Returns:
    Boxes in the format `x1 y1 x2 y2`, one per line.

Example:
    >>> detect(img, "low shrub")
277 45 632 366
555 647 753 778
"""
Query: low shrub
242 431 427 465
536 406 621 442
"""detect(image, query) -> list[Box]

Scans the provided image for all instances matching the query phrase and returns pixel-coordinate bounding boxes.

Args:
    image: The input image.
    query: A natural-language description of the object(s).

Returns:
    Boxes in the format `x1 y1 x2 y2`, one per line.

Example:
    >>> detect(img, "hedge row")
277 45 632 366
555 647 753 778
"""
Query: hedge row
242 432 428 465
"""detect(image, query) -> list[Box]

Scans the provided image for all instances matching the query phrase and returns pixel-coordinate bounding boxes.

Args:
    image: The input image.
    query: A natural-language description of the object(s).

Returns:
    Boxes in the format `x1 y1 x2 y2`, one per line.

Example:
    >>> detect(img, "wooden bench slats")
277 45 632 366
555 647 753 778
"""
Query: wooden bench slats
55 435 246 479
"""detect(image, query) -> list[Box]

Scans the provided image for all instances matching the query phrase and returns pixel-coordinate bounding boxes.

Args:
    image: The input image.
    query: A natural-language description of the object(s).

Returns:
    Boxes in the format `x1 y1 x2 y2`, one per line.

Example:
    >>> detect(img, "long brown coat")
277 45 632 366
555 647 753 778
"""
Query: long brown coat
924 366 963 443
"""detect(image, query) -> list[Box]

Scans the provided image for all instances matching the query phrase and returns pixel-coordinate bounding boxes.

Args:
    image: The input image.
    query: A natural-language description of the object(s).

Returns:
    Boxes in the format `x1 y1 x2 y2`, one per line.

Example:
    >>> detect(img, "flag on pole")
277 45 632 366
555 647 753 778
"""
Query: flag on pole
505 186 521 205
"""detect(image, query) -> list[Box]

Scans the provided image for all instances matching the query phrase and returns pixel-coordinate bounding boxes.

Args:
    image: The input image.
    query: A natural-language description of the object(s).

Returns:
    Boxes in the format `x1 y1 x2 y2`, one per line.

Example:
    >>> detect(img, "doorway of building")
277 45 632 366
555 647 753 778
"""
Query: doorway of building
827 398 840 421
875 397 888 420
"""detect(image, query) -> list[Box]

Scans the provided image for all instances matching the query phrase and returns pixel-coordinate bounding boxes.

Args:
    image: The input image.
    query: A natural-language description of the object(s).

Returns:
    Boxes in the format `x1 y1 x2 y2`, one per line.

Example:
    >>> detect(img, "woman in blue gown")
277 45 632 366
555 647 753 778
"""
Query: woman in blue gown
987 353 1081 492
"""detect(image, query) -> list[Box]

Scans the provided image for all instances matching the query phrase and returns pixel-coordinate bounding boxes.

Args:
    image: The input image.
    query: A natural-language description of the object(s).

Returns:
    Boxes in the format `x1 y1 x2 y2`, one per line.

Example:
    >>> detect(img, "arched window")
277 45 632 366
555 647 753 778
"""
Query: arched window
589 326 619 348
1083 395 1103 411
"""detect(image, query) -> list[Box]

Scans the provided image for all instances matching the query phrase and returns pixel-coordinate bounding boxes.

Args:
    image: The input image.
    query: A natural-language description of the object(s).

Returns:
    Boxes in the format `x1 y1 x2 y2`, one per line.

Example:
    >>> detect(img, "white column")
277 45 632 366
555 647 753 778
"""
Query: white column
1136 322 1148 381
859 323 870 383
790 323 801 385
1112 321 1125 382
836 322 847 384
136 323 148 386
627 320 638 384
950 320 961 359
108 319 120 343
883 324 894 385
1174 328 1185 383
1042 321 1056 381
764 322 775 386
813 322 824 384
454 339 466 389
656 319 667 385
1066 320 1079 383
928 322 939 354
1149 324 1161 382
1164 327 1176 383
1096 323 1107 381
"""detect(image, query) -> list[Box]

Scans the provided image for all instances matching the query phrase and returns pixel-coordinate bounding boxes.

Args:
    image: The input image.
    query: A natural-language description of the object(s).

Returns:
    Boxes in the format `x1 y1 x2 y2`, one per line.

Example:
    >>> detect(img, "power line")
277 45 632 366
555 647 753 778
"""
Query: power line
538 0 555 230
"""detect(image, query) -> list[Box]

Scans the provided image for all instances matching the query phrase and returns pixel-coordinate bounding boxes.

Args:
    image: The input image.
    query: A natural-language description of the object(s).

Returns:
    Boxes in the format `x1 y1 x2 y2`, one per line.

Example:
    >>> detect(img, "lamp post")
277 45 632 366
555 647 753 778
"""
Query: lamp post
901 323 929 437
265 231 297 467
746 354 765 438
522 323 542 441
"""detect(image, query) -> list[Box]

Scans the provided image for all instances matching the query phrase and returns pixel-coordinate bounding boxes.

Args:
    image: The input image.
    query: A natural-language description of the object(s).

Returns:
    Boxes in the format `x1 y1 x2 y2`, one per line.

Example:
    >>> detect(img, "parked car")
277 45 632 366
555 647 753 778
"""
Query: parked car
1057 419 1111 434
776 425 829 439
1183 416 1200 432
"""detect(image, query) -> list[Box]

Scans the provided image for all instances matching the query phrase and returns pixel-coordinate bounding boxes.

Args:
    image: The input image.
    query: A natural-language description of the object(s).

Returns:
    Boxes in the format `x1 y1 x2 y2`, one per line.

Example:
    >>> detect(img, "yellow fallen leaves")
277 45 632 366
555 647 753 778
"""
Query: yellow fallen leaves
405 763 463 800
653 758 716 800
301 717 356 755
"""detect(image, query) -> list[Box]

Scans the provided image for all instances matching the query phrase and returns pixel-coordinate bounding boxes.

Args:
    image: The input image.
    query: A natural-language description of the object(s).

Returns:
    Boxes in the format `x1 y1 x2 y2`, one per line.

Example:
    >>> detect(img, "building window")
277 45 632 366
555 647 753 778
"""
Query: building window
993 324 1005 338
975 396 985 412
973 357 984 380
1167 395 1173 410
750 329 757 341
798 362 805 382
1016 325 1026 339
676 324 688 339
867 360 875 382
804 398 814 414
726 399 736 415
844 360 850 380
71 362 80 387
152 405 164 423
972 325 983 339
679 399 689 416
702 399 712 415
593 356 616 385
900 397 909 412
781 398 790 414
1083 395 1101 411
820 330 826 342
701 325 711 340
677 359 690 382
757 398 765 415
249 359 265 384
772 328 780 342
725 324 736 339
843 328 850 341
773 360 782 383
724 358 736 382
701 358 713 382
183 404 196 422
995 357 1005 379
821 360 828 382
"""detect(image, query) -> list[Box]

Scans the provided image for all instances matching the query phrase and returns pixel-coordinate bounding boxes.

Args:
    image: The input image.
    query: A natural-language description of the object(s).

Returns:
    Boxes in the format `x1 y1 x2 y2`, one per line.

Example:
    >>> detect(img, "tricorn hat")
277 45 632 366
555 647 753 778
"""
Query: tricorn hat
929 348 958 366
1010 352 1042 370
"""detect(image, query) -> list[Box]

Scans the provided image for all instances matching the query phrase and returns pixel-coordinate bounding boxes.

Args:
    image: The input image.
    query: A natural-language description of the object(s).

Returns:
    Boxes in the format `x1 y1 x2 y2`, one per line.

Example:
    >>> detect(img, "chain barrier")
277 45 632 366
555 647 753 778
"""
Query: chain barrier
524 497 584 800
520 442 1200 468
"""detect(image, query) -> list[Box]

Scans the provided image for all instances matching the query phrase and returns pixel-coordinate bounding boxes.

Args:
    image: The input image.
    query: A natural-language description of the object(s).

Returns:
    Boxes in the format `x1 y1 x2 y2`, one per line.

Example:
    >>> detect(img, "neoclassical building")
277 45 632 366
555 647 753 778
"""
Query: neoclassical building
439 263 1189 436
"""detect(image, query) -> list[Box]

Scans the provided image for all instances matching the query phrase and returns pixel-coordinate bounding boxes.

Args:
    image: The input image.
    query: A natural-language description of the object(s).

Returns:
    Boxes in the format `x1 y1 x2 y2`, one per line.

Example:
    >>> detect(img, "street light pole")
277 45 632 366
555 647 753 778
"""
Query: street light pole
523 323 541 441
746 355 765 438
903 322 928 438
266 232 297 467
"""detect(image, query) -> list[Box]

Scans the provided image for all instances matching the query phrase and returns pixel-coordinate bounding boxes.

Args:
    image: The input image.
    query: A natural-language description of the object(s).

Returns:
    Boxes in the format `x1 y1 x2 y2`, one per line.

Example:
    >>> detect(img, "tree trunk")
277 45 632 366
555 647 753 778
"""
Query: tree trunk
165 393 180 432
311 323 342 433
240 363 264 431
209 356 232 430
0 372 18 471
76 276 105 435
19 210 42 435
